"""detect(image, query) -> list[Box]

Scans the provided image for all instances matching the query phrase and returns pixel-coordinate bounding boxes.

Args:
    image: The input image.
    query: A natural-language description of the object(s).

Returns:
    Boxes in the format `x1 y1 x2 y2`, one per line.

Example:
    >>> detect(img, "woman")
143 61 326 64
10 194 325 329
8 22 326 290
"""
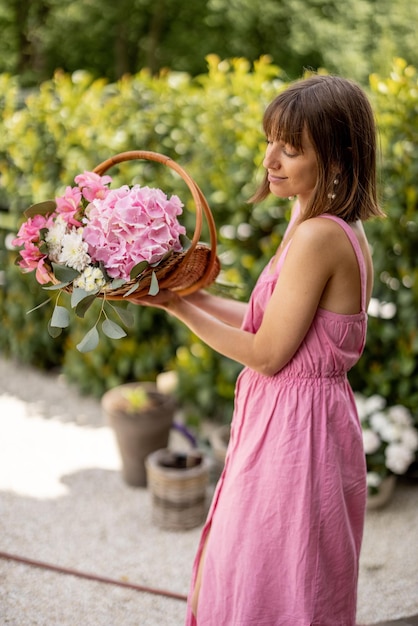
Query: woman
131 74 383 625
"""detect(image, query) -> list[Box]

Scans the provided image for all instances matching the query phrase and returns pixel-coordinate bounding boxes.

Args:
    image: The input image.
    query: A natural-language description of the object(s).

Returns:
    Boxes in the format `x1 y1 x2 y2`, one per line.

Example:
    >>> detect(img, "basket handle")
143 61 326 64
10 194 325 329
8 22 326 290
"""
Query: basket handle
93 151 218 294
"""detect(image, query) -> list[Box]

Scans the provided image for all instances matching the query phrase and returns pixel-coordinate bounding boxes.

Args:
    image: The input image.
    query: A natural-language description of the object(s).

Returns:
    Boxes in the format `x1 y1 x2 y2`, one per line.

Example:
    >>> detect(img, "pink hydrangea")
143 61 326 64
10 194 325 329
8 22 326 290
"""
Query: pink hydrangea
82 184 186 279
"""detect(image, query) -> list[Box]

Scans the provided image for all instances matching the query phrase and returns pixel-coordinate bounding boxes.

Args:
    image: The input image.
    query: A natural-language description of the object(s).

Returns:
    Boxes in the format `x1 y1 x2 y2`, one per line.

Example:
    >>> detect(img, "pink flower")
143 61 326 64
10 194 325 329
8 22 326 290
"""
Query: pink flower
14 177 187 290
74 171 112 202
16 241 46 271
35 257 52 285
55 186 82 224
12 214 49 247
82 185 186 279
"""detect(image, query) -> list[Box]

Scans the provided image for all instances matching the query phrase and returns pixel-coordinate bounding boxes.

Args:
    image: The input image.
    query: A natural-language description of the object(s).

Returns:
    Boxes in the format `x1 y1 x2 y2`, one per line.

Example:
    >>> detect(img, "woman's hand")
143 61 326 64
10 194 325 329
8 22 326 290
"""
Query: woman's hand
127 289 180 310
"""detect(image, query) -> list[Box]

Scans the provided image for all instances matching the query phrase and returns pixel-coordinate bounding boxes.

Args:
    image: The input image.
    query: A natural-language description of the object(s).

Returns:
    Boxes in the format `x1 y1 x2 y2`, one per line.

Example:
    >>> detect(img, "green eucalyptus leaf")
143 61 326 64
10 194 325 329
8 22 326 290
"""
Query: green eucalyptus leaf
71 287 98 308
130 260 149 279
43 282 71 290
123 282 140 297
48 321 63 338
102 319 127 339
109 278 126 289
148 271 160 296
98 262 112 282
51 262 79 282
109 304 135 327
50 305 70 328
179 234 192 250
39 241 49 255
75 294 97 318
76 326 99 353
24 200 56 219
27 298 51 314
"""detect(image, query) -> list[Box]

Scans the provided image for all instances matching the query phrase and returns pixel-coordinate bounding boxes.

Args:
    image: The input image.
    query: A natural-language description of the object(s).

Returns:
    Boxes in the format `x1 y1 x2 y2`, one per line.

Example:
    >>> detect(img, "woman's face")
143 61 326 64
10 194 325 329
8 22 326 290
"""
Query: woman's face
263 129 319 210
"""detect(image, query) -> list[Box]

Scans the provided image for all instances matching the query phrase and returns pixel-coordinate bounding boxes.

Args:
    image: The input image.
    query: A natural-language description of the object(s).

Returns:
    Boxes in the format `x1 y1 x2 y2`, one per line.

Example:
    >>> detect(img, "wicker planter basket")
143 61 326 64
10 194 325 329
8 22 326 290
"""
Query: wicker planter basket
145 448 210 531
48 150 220 299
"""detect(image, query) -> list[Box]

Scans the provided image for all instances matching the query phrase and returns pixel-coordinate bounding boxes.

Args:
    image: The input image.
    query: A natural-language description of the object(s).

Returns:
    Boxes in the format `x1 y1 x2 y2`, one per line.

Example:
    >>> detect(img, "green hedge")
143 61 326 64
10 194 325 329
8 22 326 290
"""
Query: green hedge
349 58 418 413
0 57 417 427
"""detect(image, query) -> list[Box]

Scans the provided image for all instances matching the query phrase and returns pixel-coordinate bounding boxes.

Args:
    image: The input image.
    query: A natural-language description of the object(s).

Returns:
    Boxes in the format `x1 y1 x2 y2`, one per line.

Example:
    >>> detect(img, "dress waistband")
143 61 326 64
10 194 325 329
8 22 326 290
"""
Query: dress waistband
240 368 348 386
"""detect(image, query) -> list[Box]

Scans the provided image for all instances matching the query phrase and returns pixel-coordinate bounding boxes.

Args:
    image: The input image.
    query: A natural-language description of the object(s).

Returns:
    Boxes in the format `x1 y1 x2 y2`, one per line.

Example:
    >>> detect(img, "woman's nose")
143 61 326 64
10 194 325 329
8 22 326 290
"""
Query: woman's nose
263 145 280 169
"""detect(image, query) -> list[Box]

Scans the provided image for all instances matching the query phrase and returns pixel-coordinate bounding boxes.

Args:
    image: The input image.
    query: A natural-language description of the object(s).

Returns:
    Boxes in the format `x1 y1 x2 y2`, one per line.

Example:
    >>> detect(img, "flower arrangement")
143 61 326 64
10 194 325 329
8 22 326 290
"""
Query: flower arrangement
12 171 187 352
355 393 418 494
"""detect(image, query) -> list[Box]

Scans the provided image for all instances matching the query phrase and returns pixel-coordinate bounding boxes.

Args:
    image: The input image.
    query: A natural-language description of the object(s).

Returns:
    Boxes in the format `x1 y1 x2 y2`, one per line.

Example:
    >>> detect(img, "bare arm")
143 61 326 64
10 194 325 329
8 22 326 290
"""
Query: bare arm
133 220 336 376
184 291 248 328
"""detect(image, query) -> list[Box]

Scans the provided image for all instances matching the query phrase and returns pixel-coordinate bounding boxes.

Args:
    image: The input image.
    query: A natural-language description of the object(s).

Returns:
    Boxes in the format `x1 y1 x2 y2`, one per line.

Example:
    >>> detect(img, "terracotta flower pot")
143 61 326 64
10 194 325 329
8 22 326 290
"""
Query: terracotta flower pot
102 382 176 487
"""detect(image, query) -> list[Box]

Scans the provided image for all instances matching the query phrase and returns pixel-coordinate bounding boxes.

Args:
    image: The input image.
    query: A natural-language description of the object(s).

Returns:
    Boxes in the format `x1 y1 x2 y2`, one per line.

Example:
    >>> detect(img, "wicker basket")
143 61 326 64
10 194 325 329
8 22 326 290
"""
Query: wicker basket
49 150 220 299
145 448 210 531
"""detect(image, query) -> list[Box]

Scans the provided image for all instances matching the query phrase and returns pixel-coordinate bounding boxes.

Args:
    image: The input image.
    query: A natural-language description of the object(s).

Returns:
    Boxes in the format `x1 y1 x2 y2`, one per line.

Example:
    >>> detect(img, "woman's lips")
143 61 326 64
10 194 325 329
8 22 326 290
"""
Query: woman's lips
268 174 287 182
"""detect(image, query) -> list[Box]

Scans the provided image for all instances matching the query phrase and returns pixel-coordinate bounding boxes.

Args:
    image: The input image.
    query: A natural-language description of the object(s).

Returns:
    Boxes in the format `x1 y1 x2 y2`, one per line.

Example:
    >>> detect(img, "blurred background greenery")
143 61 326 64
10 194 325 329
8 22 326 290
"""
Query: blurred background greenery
0 0 417 437
1 0 417 86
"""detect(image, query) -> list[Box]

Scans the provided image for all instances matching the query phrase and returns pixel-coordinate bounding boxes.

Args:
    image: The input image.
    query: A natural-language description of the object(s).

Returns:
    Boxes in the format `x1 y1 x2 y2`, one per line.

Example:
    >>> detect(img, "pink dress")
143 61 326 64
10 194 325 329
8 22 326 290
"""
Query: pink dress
185 214 368 626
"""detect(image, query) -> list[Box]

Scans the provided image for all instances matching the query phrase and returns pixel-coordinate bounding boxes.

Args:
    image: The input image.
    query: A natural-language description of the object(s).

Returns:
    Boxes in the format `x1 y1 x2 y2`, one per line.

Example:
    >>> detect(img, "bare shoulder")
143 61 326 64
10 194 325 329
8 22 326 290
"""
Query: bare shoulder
289 216 372 287
291 216 347 253
295 216 370 251
293 216 374 306
278 218 344 284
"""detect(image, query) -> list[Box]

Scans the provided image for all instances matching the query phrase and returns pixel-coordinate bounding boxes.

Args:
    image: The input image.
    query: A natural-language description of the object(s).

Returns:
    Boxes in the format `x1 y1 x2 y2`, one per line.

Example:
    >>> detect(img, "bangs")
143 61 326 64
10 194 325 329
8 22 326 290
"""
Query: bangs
262 94 305 151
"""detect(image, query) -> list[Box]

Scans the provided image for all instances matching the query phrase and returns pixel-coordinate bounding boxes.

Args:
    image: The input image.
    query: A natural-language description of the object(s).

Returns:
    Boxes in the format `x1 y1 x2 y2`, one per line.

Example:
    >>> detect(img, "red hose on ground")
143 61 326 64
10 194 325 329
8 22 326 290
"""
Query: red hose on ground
0 550 188 602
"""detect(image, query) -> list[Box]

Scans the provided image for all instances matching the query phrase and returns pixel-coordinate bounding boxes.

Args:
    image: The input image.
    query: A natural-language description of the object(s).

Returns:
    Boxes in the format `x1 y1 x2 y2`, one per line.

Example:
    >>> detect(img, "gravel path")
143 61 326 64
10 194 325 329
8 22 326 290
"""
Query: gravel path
0 356 417 625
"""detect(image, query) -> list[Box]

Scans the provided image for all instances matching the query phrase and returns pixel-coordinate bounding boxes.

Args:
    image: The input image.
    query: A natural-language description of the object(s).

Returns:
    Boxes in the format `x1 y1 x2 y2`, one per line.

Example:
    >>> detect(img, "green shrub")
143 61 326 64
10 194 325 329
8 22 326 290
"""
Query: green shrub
350 59 418 420
1 57 417 429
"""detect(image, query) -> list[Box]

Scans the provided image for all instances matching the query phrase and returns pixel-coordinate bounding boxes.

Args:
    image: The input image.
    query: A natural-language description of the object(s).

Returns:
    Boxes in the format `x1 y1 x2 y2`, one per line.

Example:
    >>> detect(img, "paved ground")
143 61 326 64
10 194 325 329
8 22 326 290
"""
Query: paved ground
0 355 417 625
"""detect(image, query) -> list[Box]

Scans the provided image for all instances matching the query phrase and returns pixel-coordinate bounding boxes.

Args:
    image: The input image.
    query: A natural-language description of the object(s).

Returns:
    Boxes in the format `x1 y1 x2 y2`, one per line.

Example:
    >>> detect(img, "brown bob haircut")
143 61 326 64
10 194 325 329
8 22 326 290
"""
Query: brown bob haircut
250 74 384 222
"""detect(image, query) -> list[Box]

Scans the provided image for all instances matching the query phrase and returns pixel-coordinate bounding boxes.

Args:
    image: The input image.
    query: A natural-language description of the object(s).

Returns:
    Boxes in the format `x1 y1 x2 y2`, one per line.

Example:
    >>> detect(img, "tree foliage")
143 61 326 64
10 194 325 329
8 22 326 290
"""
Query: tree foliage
0 0 417 85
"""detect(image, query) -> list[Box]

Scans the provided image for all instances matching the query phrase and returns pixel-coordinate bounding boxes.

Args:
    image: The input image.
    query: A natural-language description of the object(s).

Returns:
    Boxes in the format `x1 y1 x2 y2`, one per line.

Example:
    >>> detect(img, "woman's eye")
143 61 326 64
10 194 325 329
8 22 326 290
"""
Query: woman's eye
264 140 298 156
283 147 298 157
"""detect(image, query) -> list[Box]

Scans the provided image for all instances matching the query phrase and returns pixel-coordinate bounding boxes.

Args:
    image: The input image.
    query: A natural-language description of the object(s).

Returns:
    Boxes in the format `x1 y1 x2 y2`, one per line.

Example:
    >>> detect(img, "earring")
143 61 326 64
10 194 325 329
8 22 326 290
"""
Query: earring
328 176 339 200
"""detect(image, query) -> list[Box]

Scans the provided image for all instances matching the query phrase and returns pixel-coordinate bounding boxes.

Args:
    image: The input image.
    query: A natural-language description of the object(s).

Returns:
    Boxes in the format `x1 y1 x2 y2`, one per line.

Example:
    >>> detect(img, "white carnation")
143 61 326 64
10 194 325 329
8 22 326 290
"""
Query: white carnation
45 214 67 261
59 228 91 272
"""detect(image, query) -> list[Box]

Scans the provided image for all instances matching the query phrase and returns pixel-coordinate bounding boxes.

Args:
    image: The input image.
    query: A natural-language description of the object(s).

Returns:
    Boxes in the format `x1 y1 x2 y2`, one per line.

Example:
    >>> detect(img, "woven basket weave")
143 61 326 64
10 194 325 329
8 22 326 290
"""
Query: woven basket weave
145 448 210 531
47 150 220 299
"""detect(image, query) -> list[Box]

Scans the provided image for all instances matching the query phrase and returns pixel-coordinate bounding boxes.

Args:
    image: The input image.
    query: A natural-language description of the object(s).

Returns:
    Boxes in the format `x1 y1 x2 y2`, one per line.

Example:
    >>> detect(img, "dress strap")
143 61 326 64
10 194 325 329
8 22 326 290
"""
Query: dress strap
318 214 368 313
